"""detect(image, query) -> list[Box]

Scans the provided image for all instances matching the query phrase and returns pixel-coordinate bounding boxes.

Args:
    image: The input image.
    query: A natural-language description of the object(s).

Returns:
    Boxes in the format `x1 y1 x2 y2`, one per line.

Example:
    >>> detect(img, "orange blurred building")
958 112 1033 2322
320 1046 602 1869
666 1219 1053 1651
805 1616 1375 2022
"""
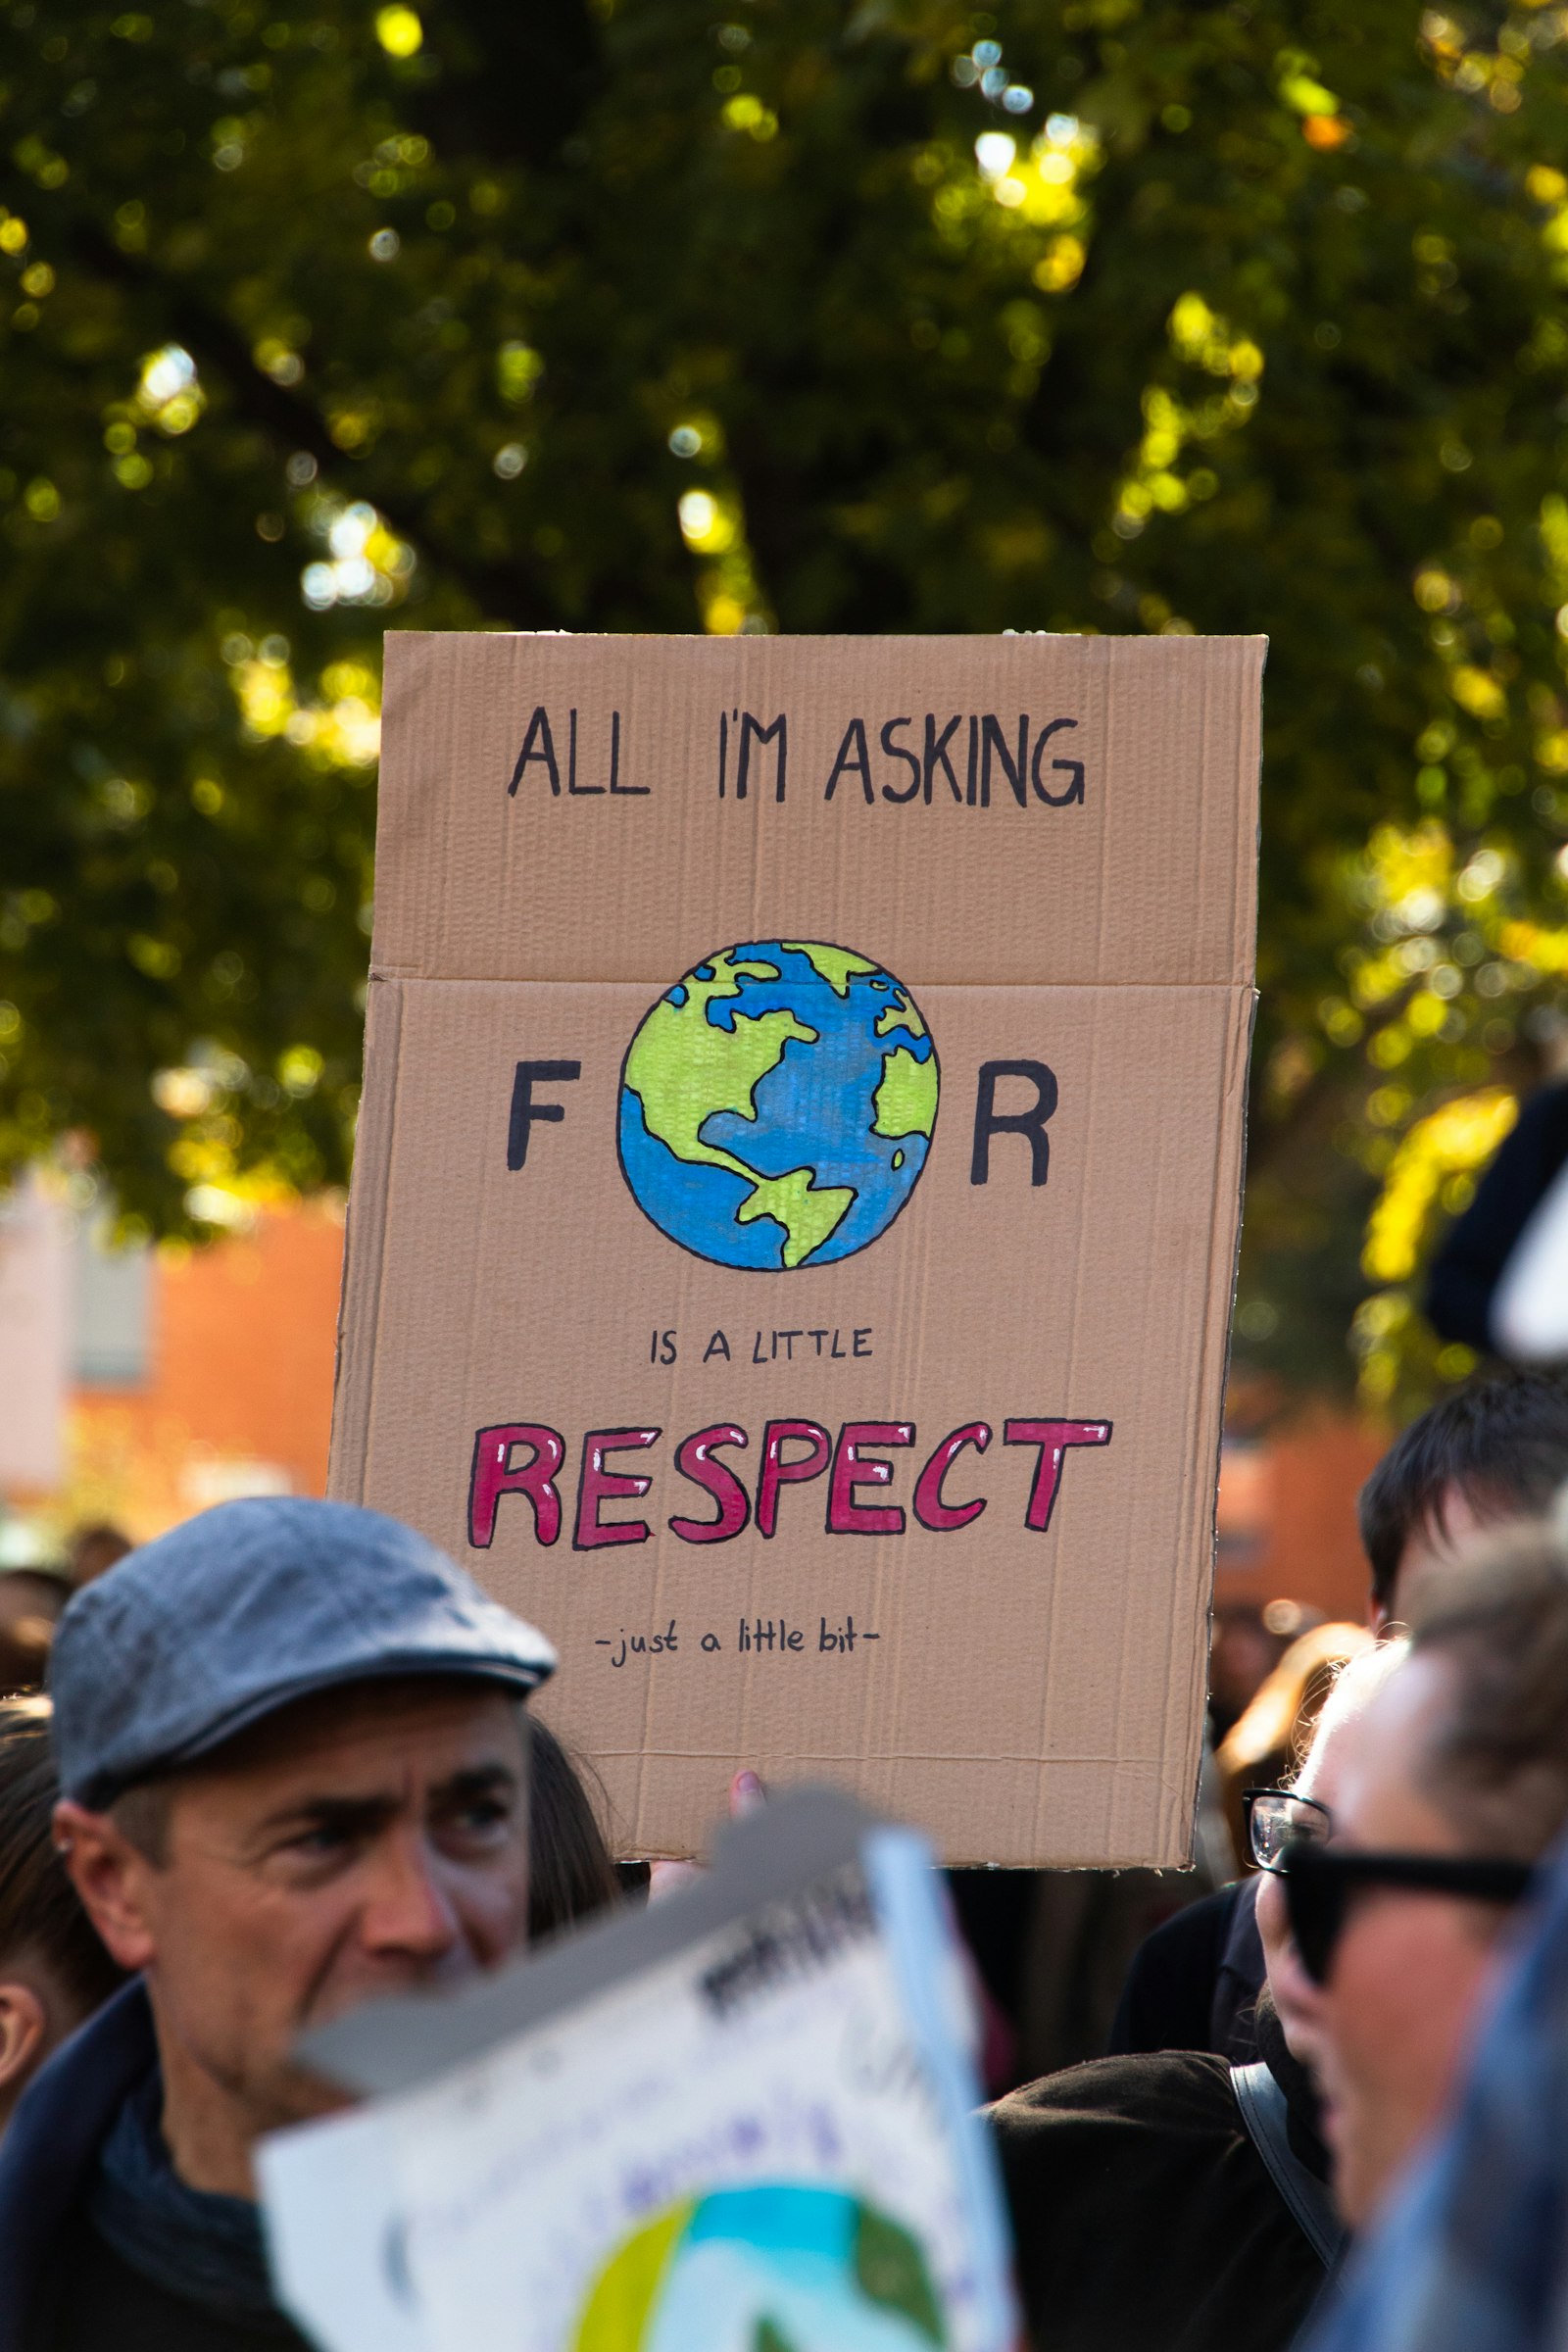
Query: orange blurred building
1214 1413 1388 1628
57 1200 345 1543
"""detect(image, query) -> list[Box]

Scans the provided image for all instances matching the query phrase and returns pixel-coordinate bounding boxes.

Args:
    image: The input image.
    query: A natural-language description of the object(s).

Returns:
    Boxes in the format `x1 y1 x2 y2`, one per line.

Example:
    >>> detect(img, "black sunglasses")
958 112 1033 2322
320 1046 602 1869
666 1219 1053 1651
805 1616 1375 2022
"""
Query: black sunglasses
1282 1838 1536 1986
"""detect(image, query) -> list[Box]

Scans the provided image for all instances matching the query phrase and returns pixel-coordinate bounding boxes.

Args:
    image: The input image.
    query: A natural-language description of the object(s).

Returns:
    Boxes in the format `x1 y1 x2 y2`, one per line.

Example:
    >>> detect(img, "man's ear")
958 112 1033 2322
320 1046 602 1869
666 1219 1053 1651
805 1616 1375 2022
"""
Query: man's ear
0 1981 49 2100
52 1799 158 1974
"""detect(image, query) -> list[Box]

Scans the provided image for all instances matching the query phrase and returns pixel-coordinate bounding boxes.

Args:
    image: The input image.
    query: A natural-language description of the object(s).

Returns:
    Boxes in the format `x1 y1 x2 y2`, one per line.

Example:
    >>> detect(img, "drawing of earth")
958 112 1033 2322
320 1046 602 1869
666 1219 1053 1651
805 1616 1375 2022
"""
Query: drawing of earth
573 2181 947 2352
618 942 939 1271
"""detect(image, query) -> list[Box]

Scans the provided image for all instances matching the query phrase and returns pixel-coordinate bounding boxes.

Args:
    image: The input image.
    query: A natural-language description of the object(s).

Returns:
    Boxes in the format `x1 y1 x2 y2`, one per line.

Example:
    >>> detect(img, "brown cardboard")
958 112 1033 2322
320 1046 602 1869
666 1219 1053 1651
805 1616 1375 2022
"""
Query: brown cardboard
331 633 1262 1866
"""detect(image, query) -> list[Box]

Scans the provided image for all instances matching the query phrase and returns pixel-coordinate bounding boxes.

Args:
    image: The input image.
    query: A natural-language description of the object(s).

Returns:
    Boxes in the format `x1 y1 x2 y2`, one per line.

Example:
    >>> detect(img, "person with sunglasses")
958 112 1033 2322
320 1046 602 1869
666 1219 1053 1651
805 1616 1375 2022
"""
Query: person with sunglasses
1241 1655 1401 2104
1293 1771 1568 2352
989 1642 1405 2352
1264 1521 1568 2246
1109 1369 1568 2083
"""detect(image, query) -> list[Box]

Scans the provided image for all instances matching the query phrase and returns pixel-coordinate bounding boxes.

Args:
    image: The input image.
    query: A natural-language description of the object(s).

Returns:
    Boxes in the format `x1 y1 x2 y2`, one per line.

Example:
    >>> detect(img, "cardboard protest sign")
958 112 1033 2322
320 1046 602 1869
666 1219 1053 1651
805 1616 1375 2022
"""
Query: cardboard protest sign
260 1788 1015 2352
331 632 1262 1865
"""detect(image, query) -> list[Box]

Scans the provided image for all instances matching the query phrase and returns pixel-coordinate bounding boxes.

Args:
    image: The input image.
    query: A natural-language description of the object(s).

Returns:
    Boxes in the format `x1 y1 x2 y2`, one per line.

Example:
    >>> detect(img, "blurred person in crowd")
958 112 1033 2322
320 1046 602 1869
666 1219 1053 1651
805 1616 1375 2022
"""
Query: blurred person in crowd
1216 1619 1372 1869
991 1642 1405 2352
1110 1620 1370 2070
1007 1850 1229 2082
1298 1768 1568 2352
64 1525 131 1591
0 1699 126 2141
1221 1355 1568 1831
1281 1521 1568 2235
523 1716 621 1945
944 1865 1029 2091
0 1686 610 2115
0 1572 71 1698
0 1495 560 2352
1358 1362 1568 1631
1113 1365 1568 2072
1208 1601 1289 1741
1105 1726 1284 2066
0 1698 608 2135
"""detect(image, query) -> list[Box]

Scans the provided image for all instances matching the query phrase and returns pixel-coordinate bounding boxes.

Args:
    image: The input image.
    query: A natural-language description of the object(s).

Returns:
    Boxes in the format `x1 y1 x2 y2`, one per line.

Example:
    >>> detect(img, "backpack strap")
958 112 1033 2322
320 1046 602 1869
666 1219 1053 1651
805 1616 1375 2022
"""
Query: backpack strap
1231 2061 1348 2275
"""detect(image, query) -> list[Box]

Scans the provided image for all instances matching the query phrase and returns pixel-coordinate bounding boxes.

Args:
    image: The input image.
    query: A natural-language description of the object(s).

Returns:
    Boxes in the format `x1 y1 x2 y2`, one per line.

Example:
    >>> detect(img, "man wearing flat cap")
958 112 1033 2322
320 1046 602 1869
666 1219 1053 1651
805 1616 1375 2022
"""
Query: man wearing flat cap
0 1495 557 2350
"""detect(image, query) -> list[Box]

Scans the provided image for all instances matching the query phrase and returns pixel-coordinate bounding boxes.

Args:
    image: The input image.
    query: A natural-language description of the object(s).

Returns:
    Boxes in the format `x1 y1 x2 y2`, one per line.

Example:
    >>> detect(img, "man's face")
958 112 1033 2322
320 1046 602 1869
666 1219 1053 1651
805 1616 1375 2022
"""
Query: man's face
68 1680 529 2149
1298 1653 1510 2228
1380 1484 1485 1630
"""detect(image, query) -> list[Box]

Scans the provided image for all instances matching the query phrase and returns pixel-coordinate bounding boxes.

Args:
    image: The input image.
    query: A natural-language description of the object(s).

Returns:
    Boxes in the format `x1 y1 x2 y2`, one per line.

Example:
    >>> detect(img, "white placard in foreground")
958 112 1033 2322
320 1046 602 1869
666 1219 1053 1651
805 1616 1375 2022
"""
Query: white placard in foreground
259 1789 1015 2352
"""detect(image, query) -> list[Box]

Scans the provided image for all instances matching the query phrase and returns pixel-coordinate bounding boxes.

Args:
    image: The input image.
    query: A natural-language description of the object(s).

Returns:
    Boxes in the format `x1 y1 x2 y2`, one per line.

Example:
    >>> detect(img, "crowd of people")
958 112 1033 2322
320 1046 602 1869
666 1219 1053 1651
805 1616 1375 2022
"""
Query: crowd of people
1 1369 1568 2346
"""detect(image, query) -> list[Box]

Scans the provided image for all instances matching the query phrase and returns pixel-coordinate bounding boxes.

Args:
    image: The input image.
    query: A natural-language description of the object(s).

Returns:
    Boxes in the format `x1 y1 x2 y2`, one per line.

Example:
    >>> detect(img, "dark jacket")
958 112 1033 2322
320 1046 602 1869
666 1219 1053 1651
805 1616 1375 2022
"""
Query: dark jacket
0 1982 308 2351
990 1998 1334 2352
1107 1876 1265 2063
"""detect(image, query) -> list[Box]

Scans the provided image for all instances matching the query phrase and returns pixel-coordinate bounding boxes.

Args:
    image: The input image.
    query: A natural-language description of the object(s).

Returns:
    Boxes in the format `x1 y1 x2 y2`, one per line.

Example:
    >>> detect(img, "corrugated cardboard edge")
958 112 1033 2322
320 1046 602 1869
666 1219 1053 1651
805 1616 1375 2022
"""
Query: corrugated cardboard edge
369 634 448 984
1224 636 1265 988
1178 980 1259 1870
326 978 404 1503
1170 631 1265 1866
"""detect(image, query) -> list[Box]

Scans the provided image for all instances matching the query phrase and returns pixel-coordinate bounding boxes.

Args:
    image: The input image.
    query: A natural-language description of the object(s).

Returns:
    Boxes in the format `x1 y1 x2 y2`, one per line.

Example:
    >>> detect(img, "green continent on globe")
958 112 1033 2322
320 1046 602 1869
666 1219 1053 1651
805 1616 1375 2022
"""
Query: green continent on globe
780 942 879 997
623 946 858 1269
874 989 926 1040
872 1046 938 1143
736 1166 856 1268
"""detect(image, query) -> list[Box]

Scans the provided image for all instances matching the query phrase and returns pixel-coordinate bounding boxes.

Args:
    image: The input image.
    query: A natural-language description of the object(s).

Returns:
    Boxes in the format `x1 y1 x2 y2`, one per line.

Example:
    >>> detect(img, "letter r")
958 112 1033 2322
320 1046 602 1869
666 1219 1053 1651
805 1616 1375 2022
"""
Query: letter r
468 1424 565 1547
971 1059 1058 1186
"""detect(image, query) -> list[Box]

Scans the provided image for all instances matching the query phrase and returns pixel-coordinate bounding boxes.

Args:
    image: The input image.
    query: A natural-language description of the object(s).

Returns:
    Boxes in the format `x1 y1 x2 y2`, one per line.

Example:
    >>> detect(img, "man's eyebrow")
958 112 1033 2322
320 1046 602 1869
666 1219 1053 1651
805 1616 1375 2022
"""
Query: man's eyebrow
431 1763 521 1805
254 1763 521 1839
258 1792 401 1839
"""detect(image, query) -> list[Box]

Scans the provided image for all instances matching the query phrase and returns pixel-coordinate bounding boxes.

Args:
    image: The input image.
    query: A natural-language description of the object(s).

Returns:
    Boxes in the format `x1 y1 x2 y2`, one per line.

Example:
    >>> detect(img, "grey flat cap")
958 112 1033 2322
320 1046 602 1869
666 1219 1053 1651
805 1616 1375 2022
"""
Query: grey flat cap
50 1496 556 1807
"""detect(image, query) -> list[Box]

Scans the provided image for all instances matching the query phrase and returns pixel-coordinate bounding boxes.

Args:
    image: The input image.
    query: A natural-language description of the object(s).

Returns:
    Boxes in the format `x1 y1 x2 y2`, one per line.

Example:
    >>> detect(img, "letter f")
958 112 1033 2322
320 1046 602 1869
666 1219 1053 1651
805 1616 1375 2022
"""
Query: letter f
507 1060 582 1170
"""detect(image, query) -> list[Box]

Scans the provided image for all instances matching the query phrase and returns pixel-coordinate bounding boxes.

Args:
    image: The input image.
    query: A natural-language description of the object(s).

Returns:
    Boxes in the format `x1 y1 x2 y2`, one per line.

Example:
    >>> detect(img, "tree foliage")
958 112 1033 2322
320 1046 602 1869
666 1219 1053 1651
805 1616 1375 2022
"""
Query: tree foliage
5 0 1568 1395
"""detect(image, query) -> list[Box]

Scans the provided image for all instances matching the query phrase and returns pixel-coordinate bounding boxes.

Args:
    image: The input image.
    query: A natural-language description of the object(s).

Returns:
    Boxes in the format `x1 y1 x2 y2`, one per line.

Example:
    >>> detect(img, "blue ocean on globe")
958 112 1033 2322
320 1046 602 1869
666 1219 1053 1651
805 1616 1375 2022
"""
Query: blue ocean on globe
618 940 940 1272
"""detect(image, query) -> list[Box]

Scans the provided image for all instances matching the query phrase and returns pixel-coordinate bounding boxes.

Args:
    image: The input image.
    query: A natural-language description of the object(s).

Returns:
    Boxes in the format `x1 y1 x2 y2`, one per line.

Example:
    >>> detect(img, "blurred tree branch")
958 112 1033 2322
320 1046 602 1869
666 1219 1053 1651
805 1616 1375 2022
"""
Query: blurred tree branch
56 212 550 624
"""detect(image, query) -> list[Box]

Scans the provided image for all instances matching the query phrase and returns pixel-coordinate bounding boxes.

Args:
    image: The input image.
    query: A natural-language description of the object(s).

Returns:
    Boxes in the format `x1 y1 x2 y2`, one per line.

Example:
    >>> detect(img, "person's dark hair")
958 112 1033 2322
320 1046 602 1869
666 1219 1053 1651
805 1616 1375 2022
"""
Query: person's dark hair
1358 1366 1568 1615
0 1699 125 2013
65 1523 132 1589
526 1719 621 1943
0 1568 73 1697
1407 1521 1568 1863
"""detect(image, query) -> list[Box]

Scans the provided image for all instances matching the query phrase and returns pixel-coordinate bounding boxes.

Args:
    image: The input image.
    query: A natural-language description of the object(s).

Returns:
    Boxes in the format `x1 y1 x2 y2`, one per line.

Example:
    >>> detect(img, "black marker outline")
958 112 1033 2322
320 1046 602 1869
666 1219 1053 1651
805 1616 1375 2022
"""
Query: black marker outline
668 1422 752 1544
466 1421 565 1550
911 1420 993 1533
825 1420 915 1538
571 1424 662 1552
755 1416 833 1540
1003 1417 1114 1533
613 938 940 1275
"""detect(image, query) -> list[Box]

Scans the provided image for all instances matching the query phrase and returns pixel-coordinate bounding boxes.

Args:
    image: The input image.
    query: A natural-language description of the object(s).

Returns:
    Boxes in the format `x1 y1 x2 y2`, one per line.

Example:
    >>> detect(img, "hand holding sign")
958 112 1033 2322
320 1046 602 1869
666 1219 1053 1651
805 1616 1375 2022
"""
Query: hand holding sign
649 1767 766 1900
